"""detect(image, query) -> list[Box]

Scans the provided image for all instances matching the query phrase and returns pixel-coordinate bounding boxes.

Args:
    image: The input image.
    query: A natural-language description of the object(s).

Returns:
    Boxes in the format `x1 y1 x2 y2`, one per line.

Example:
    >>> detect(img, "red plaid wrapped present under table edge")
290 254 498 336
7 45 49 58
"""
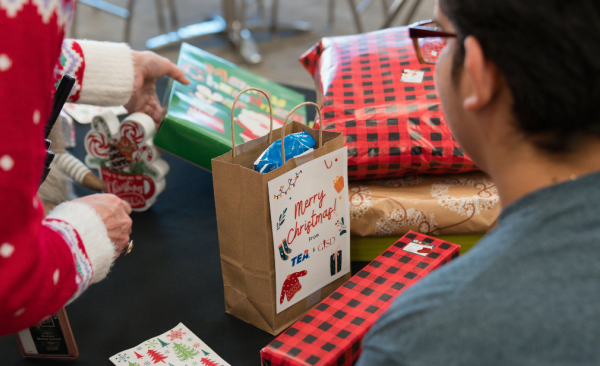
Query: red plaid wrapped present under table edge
260 231 460 366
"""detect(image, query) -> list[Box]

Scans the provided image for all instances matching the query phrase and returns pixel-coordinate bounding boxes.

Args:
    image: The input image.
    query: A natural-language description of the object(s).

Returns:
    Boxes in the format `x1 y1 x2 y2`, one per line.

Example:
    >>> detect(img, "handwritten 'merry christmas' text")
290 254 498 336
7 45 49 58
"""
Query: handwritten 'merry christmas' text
288 190 337 245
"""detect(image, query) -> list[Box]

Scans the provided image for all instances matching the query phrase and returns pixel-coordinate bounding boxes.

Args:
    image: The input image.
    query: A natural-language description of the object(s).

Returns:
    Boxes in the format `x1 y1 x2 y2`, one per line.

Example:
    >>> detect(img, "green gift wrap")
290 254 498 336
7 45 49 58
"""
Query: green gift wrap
154 43 307 170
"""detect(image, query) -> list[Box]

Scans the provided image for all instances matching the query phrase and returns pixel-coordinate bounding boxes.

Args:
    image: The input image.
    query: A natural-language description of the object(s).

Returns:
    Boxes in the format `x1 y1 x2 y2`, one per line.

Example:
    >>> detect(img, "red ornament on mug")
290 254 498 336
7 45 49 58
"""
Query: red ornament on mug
84 111 169 211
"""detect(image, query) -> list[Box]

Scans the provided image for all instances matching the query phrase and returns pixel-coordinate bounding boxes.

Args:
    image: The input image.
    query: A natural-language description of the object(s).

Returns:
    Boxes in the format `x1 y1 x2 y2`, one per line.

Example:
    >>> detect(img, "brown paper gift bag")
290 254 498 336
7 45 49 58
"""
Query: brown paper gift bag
212 88 351 335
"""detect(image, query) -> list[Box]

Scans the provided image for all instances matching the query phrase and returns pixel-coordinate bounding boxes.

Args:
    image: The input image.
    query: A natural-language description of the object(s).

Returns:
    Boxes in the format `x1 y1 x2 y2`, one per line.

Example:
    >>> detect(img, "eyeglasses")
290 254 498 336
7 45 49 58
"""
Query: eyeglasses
409 20 457 65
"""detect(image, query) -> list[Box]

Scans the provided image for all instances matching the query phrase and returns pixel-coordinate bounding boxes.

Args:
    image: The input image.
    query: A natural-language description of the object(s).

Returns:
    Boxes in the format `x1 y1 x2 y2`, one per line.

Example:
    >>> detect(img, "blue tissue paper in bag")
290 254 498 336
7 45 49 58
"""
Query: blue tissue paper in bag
254 130 316 173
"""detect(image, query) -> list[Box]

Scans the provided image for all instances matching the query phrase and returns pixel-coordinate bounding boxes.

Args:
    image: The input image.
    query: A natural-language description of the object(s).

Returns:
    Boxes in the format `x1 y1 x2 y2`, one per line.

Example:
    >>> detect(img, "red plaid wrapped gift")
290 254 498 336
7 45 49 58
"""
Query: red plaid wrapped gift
260 231 460 366
300 27 478 180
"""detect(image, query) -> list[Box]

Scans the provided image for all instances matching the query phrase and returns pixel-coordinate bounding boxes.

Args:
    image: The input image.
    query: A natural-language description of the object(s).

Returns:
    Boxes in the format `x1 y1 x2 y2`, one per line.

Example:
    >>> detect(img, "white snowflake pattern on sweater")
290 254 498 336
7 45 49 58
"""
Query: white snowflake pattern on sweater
0 0 133 336
1 0 74 27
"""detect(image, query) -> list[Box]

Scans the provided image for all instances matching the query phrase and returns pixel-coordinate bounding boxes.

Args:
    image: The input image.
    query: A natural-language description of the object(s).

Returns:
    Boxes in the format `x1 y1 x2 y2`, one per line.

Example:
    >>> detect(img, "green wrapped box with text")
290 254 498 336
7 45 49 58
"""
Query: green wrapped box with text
154 43 307 170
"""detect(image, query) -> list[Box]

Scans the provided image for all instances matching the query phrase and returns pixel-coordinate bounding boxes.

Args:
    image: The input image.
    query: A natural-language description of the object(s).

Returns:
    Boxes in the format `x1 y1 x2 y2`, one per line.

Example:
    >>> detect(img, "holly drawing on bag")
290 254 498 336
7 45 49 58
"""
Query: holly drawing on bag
336 217 347 236
147 349 168 363
172 342 200 361
277 208 287 230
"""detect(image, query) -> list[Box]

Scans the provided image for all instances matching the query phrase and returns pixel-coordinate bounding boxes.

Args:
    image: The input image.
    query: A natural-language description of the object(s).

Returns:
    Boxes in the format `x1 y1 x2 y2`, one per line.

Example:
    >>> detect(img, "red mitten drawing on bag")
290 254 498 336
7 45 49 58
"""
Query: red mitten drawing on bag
279 270 308 304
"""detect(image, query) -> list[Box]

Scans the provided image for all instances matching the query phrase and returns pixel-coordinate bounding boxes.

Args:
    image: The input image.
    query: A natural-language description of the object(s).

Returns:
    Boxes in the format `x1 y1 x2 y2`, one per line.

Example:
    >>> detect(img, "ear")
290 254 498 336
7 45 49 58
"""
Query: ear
462 36 500 111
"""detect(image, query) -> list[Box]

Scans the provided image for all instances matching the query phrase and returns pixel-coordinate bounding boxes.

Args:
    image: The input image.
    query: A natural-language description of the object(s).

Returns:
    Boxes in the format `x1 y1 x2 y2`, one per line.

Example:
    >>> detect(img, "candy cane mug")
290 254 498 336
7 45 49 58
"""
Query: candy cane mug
85 111 169 211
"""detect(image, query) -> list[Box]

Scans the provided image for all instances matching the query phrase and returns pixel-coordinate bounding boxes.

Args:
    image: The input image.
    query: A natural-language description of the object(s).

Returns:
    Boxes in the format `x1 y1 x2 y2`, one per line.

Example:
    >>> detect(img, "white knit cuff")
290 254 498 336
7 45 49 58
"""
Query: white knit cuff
47 201 116 284
77 40 134 106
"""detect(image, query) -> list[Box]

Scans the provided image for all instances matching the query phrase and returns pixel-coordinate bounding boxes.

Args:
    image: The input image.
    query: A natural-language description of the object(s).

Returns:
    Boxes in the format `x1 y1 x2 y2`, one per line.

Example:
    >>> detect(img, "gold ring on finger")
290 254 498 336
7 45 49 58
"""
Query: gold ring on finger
124 240 133 255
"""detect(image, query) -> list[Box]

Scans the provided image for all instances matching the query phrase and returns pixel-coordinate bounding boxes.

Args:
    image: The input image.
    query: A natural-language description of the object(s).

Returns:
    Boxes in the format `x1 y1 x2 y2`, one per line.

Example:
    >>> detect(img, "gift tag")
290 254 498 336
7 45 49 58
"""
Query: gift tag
400 69 425 83
109 323 230 366
402 239 436 256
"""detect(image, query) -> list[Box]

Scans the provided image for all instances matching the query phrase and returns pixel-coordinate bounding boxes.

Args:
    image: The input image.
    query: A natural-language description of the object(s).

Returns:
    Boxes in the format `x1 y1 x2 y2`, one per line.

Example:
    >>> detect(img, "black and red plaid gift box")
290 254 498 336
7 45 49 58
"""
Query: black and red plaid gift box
300 27 478 180
260 231 460 366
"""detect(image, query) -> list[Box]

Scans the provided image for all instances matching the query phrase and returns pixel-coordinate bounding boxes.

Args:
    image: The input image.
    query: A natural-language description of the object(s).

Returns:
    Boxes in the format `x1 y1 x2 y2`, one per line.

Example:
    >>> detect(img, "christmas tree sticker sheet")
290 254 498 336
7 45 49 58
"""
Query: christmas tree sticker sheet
268 147 351 313
109 323 229 366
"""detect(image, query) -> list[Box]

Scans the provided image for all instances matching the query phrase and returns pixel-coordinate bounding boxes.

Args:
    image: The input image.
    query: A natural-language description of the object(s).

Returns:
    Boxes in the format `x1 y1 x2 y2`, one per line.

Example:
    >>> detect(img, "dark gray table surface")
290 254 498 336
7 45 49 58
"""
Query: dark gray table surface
0 81 367 365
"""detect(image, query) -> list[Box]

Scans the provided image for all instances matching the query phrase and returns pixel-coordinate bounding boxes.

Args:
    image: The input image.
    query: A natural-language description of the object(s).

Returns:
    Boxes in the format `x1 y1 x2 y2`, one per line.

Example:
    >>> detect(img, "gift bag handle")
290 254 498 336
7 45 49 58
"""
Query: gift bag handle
281 102 324 166
230 87 274 158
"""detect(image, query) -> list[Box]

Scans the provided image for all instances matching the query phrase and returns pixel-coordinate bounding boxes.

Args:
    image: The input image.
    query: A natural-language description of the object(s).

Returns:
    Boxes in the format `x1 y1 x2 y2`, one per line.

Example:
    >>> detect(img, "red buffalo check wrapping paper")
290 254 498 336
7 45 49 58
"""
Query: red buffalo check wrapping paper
300 27 478 180
109 323 230 366
260 231 460 366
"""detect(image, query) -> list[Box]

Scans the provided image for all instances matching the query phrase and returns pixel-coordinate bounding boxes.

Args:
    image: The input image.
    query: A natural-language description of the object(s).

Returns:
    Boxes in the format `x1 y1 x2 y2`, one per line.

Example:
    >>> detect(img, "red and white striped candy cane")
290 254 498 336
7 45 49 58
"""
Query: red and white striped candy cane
92 115 114 140
120 121 144 144
133 146 153 163
85 132 109 158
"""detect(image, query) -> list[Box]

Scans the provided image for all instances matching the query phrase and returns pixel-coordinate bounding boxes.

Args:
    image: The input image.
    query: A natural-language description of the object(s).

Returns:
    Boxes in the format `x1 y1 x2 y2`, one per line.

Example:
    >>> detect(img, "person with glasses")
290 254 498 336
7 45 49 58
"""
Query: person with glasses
357 1 600 364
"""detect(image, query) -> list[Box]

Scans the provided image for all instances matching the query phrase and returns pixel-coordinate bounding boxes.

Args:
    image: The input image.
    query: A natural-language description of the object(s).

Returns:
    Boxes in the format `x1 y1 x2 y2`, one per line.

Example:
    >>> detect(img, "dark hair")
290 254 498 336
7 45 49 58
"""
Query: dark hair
439 0 600 152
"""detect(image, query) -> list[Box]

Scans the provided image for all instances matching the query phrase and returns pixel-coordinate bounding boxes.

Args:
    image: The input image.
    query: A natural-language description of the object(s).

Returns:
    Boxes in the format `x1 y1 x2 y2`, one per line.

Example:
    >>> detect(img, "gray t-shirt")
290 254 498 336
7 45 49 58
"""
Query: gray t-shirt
357 171 600 365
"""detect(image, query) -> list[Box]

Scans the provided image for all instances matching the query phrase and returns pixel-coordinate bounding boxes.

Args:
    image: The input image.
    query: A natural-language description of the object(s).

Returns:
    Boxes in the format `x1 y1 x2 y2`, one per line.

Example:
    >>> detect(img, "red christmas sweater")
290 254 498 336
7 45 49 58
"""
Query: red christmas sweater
0 1 134 336
280 270 307 304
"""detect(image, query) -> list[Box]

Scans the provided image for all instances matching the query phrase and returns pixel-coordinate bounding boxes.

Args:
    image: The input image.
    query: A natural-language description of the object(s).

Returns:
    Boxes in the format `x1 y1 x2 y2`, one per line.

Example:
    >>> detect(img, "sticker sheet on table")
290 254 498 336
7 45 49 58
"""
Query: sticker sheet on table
109 323 229 366
269 147 351 314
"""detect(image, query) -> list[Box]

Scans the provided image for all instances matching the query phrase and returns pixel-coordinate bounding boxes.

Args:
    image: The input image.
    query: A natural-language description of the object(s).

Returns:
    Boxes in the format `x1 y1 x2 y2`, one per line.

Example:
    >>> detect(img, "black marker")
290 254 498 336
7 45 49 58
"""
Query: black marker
40 74 75 186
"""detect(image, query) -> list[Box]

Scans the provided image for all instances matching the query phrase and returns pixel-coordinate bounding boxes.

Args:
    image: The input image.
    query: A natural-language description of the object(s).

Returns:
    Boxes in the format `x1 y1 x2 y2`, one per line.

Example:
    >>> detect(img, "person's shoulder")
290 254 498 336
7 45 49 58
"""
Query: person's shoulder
358 215 600 365
357 238 498 365
357 223 536 365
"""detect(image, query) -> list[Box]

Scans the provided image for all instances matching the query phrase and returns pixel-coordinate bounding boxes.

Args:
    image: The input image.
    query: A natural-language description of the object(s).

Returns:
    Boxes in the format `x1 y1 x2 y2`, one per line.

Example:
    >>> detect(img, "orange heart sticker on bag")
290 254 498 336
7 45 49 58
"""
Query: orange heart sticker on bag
333 176 344 193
